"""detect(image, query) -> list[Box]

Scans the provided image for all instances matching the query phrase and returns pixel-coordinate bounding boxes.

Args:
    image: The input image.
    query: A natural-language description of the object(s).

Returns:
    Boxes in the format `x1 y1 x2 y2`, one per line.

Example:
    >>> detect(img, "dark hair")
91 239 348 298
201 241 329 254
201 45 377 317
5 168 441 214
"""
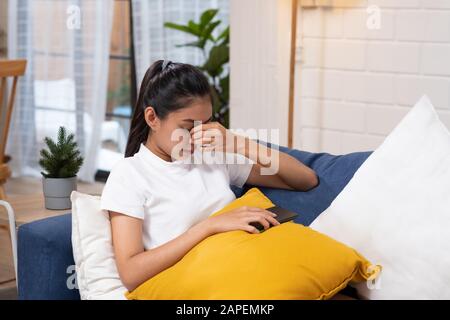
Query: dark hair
125 60 213 157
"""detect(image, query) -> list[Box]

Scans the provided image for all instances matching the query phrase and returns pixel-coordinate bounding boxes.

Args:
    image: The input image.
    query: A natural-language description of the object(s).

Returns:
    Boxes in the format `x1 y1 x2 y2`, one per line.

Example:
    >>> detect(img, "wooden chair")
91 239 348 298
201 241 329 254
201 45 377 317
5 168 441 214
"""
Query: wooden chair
0 59 27 200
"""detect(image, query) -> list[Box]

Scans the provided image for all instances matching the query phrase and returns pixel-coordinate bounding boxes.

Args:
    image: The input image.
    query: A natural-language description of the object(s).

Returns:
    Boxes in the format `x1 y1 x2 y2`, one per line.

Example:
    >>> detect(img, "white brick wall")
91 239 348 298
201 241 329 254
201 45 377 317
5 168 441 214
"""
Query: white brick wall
295 0 450 154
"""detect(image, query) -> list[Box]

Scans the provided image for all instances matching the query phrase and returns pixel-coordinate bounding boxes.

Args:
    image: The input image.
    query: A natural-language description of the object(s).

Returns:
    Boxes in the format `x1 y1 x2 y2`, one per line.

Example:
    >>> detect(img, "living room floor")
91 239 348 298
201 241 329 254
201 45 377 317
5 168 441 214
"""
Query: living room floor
0 177 104 299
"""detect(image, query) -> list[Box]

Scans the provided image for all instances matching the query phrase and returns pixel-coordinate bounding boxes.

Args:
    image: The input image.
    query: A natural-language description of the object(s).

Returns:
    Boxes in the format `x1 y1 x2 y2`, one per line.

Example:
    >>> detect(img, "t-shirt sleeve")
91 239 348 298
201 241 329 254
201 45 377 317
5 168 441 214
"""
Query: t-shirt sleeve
225 153 254 188
100 160 146 219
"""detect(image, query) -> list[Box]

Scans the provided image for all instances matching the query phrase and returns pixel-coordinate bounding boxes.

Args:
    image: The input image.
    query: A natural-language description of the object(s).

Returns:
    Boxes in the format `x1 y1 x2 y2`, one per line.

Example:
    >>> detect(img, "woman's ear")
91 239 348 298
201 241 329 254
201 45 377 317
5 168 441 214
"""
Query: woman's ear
144 106 160 131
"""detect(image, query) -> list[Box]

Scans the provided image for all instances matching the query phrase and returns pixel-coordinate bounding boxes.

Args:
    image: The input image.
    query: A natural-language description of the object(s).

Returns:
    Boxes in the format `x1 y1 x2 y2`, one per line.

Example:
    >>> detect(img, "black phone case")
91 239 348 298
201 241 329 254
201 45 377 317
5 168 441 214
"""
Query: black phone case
250 206 299 232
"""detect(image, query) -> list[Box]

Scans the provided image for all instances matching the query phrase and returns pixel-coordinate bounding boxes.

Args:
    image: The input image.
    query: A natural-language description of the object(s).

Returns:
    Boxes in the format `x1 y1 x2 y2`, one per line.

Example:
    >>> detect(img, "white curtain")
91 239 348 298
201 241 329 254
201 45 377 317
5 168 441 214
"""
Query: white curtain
7 0 113 182
132 0 229 86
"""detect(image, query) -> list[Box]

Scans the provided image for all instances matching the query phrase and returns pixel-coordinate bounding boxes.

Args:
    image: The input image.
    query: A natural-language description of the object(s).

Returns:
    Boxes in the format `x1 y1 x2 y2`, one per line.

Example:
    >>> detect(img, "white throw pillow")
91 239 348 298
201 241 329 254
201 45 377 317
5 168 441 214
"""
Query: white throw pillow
71 191 127 300
310 95 450 300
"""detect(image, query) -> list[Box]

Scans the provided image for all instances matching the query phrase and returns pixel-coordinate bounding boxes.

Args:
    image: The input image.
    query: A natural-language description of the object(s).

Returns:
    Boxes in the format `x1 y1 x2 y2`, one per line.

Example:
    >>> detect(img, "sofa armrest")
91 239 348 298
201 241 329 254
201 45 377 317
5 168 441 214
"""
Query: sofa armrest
17 214 80 300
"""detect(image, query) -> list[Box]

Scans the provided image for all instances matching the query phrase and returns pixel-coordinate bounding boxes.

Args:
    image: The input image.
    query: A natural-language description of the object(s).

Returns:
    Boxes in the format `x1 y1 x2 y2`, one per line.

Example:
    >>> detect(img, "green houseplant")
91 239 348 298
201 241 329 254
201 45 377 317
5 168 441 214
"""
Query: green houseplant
39 126 84 210
165 9 230 127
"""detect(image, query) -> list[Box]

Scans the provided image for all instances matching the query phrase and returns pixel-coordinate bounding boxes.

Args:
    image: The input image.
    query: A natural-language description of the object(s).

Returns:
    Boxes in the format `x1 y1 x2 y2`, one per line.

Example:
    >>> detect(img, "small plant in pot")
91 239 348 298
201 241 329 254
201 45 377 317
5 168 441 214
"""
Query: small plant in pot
39 126 84 210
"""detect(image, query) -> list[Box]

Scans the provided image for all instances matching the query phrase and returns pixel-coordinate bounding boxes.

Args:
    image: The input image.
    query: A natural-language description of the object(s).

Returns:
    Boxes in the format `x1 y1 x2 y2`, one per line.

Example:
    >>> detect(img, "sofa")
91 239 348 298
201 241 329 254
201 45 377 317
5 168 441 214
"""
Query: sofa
17 144 371 300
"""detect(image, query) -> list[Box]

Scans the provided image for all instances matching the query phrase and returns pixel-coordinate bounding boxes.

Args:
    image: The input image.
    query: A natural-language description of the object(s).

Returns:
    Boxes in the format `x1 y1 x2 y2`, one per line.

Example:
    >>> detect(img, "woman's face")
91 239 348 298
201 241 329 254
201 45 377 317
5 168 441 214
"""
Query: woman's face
145 96 212 161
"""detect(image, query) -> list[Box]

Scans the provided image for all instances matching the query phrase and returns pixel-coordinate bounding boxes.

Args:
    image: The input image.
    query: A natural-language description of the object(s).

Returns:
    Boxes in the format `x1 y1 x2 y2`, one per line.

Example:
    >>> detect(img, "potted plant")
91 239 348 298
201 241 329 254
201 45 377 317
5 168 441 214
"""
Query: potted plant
165 8 230 127
39 126 84 210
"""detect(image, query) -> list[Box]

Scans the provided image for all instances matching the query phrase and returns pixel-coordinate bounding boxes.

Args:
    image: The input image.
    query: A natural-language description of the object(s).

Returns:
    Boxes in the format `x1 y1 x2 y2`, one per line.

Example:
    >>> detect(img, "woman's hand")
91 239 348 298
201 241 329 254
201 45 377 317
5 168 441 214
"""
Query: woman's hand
190 121 243 154
200 206 281 235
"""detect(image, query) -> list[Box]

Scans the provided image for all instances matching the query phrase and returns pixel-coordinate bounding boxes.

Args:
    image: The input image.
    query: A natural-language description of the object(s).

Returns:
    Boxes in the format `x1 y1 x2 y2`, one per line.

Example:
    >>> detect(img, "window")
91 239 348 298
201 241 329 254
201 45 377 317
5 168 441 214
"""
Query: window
96 0 136 181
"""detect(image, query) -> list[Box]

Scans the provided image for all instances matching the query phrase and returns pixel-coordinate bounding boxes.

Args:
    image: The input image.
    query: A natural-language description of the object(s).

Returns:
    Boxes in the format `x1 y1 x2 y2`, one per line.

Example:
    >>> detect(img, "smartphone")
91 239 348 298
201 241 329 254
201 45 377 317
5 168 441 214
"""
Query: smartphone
249 206 299 232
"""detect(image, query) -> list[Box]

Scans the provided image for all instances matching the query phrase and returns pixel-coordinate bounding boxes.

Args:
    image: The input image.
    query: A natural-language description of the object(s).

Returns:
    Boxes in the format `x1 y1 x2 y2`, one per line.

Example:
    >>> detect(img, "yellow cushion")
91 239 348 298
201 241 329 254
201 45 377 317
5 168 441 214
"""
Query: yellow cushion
126 188 381 300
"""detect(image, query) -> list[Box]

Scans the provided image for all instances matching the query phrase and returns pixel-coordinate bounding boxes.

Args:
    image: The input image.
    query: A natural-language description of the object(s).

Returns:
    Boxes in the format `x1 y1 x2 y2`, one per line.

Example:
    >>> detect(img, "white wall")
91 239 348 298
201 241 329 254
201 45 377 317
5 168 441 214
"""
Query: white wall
229 0 292 146
230 0 450 153
295 0 450 154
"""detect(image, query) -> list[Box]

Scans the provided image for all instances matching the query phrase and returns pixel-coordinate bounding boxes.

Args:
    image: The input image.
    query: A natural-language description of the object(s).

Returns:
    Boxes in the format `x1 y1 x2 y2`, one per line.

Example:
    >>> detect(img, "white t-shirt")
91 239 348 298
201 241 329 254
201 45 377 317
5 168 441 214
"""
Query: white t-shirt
100 143 254 250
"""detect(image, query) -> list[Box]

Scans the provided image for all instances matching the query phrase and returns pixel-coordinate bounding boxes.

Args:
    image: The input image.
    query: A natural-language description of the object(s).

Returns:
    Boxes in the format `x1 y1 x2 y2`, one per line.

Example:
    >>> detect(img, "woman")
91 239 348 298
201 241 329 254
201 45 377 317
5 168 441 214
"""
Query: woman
100 60 319 292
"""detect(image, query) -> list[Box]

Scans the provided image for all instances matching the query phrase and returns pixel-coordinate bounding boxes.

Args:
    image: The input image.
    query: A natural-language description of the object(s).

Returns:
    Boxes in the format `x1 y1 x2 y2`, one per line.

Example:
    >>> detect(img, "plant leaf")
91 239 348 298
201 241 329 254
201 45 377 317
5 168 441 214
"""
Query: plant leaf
164 22 200 37
202 20 221 42
217 26 229 44
219 74 229 103
187 20 201 36
202 44 229 77
175 40 205 49
200 9 218 30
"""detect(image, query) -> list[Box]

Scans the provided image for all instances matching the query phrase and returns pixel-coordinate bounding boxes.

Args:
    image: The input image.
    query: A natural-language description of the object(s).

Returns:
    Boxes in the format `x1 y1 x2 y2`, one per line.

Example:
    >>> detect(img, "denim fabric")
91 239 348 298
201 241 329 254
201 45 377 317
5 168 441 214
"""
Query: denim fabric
239 143 371 226
18 214 79 300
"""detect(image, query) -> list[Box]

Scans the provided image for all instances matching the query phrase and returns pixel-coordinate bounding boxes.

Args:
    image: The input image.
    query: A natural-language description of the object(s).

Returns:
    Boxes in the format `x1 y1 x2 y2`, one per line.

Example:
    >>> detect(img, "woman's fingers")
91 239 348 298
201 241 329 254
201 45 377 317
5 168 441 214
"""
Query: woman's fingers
256 210 280 227
190 122 223 135
220 206 283 234
191 130 217 140
251 216 271 230
243 225 259 234
265 215 280 227
242 206 278 218
191 133 221 151
190 126 227 147
245 213 280 230
191 126 222 140
192 136 214 146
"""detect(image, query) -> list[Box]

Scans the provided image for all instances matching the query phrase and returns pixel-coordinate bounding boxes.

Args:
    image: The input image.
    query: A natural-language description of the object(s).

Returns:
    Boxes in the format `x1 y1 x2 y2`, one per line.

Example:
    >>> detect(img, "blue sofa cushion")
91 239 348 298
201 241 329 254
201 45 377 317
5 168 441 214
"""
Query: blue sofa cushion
234 143 372 226
18 214 79 300
18 145 371 299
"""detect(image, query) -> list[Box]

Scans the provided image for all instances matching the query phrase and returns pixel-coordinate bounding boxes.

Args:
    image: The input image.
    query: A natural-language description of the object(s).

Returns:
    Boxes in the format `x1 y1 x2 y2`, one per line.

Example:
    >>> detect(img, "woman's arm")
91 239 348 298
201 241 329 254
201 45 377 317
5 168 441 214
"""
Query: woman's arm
237 137 319 191
110 206 279 291
191 123 319 191
110 211 211 291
